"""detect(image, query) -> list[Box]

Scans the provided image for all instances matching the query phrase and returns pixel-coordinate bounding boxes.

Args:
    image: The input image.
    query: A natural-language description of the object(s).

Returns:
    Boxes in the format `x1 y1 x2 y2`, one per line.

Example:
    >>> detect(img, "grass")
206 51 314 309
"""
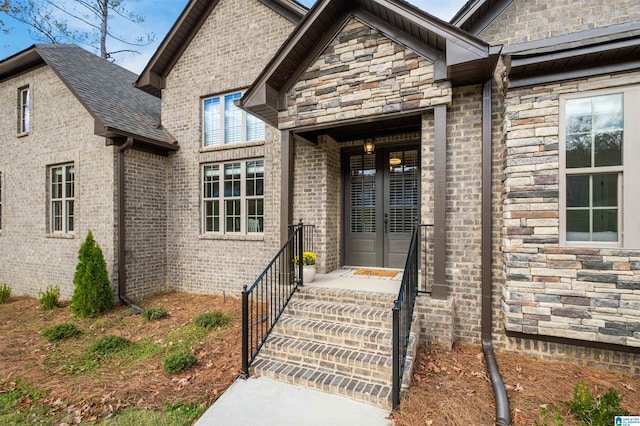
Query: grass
0 379 58 425
142 307 168 321
163 351 197 374
90 335 132 356
0 284 10 304
102 407 197 426
42 322 82 342
193 311 232 330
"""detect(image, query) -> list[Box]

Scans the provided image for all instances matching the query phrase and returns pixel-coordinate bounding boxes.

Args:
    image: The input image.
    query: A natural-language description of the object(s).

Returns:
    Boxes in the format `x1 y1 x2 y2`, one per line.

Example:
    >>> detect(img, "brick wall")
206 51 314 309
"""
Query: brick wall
0 65 117 299
480 0 640 45
123 149 169 299
279 18 451 129
502 71 640 348
161 0 295 294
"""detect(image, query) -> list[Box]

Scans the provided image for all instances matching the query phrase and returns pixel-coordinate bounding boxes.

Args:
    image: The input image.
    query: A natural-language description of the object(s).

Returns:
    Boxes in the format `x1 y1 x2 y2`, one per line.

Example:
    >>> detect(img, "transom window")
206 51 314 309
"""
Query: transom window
202 159 264 234
18 86 30 134
560 87 640 248
50 164 75 234
203 92 265 147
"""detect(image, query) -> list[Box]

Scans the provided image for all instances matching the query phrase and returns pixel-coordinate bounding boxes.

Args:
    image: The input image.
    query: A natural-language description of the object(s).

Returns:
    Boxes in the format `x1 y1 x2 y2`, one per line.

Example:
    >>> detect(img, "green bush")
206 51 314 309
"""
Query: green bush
163 351 197 374
193 311 232 330
90 335 131 356
0 283 11 304
566 381 629 425
142 307 168 321
70 231 114 318
38 285 60 310
42 323 81 342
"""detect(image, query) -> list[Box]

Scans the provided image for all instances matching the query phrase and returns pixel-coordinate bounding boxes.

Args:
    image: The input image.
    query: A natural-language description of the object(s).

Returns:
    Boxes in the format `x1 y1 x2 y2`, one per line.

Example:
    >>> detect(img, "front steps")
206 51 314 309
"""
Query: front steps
250 285 418 409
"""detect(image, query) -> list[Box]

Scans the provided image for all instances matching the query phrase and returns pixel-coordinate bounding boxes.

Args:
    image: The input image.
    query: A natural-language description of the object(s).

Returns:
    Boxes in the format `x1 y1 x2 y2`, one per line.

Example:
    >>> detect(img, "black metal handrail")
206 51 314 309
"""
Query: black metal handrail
392 223 432 409
241 220 304 376
287 223 315 253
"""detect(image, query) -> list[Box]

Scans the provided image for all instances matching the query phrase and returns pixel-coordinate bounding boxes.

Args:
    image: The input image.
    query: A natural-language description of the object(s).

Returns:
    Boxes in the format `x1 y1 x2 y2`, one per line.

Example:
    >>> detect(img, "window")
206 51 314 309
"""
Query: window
560 87 640 248
203 92 265 147
18 86 30 134
50 164 75 234
203 159 264 234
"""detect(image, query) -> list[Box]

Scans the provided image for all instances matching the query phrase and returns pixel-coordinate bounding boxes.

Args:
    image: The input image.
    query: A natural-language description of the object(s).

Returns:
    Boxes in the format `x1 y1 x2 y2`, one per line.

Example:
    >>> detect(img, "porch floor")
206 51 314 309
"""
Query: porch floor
305 267 402 294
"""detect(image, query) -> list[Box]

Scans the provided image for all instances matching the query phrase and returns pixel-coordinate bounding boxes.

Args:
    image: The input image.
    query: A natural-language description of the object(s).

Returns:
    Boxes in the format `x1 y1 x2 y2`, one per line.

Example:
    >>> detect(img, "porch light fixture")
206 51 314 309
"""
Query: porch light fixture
364 138 375 154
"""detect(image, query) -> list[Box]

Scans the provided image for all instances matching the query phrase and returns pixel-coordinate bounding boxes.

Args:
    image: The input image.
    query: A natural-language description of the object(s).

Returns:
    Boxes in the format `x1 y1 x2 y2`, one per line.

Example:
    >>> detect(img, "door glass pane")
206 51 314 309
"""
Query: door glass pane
389 150 419 233
225 199 241 232
350 154 376 233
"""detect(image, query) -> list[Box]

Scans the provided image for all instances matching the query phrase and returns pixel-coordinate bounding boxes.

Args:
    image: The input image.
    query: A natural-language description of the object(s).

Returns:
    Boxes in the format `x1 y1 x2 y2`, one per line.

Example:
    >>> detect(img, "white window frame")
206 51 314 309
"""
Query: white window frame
202 159 264 235
559 85 640 249
49 164 75 234
18 86 30 134
202 91 265 147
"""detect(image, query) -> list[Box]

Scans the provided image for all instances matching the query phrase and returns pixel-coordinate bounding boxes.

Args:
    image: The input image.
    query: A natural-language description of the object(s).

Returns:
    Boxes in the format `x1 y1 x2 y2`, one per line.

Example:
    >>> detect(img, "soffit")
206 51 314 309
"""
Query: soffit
450 0 516 35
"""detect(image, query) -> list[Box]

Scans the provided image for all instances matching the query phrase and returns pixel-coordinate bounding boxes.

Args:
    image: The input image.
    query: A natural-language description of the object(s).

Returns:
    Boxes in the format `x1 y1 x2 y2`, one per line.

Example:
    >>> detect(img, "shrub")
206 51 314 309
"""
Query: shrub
38 285 60 310
193 311 232 330
142 307 168 321
566 381 629 425
163 351 197 374
0 283 11 304
70 231 114 318
90 335 131 356
42 323 81 342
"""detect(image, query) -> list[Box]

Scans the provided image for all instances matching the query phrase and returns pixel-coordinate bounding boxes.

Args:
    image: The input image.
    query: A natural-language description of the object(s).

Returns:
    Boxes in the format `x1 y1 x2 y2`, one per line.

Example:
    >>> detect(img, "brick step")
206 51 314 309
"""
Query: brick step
259 335 393 384
284 300 393 329
295 286 396 309
272 315 393 352
250 356 393 409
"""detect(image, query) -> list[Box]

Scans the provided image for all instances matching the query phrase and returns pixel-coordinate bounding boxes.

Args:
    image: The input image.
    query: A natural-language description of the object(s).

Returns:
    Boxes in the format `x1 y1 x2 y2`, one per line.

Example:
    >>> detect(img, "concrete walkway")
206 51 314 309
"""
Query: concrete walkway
195 376 393 426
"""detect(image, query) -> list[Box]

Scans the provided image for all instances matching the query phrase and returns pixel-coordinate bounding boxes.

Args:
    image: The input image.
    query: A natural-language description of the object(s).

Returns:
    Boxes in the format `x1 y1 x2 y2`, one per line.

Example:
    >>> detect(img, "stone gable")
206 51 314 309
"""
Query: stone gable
279 18 451 129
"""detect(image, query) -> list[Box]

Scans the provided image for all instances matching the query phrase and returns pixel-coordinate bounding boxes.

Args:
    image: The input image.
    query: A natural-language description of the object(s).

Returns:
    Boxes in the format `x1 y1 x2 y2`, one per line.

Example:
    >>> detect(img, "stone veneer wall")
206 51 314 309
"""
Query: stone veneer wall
123 149 169 299
0 65 117 300
480 0 640 46
502 71 640 350
161 0 295 294
279 17 451 129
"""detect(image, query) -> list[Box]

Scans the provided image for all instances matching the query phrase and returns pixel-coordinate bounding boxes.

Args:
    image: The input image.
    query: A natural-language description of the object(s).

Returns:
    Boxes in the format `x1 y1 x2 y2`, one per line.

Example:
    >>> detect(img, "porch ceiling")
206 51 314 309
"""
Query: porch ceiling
294 112 421 143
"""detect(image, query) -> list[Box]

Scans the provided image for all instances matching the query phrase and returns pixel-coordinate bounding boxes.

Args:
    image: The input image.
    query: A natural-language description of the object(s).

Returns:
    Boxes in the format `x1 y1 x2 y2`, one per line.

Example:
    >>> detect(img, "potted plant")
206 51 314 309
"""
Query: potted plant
294 251 317 283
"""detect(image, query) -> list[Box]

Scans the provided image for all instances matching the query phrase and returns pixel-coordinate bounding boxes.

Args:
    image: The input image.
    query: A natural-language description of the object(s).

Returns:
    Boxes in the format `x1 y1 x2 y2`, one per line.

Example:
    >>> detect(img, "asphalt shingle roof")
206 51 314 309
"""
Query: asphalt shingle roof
34 44 176 145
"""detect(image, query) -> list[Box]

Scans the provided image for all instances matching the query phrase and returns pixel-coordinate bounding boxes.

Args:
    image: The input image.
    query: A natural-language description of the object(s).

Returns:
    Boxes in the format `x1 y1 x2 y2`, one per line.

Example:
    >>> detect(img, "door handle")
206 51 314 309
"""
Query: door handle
384 213 388 233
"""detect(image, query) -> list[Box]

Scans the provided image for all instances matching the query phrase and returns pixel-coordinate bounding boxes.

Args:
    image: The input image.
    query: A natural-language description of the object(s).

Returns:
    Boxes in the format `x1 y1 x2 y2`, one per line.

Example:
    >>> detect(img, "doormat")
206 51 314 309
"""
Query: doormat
353 269 399 278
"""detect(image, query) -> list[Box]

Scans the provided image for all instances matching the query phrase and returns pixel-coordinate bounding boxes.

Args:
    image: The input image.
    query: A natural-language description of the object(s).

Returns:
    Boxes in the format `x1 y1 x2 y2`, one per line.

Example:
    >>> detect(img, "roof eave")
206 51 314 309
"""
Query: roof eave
98 125 179 153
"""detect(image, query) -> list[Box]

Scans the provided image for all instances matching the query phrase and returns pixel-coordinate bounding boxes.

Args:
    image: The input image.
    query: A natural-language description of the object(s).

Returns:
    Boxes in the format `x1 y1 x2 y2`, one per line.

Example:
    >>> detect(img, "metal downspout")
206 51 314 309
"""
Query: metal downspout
482 79 511 426
117 137 143 313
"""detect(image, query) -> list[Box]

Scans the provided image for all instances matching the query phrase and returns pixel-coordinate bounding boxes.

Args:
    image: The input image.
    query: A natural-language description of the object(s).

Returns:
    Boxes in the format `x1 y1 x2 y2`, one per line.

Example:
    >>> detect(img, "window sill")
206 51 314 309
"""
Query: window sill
17 131 30 138
46 233 76 239
200 140 265 153
200 233 264 242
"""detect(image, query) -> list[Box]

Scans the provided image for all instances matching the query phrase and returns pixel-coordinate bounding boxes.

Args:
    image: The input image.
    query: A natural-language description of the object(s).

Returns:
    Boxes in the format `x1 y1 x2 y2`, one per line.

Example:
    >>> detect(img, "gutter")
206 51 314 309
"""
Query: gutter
482 79 511 425
117 137 143 313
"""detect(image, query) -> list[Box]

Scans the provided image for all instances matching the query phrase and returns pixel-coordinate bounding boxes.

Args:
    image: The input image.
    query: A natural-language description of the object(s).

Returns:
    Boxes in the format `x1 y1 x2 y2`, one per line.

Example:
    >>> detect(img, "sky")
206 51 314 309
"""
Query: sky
0 0 468 74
